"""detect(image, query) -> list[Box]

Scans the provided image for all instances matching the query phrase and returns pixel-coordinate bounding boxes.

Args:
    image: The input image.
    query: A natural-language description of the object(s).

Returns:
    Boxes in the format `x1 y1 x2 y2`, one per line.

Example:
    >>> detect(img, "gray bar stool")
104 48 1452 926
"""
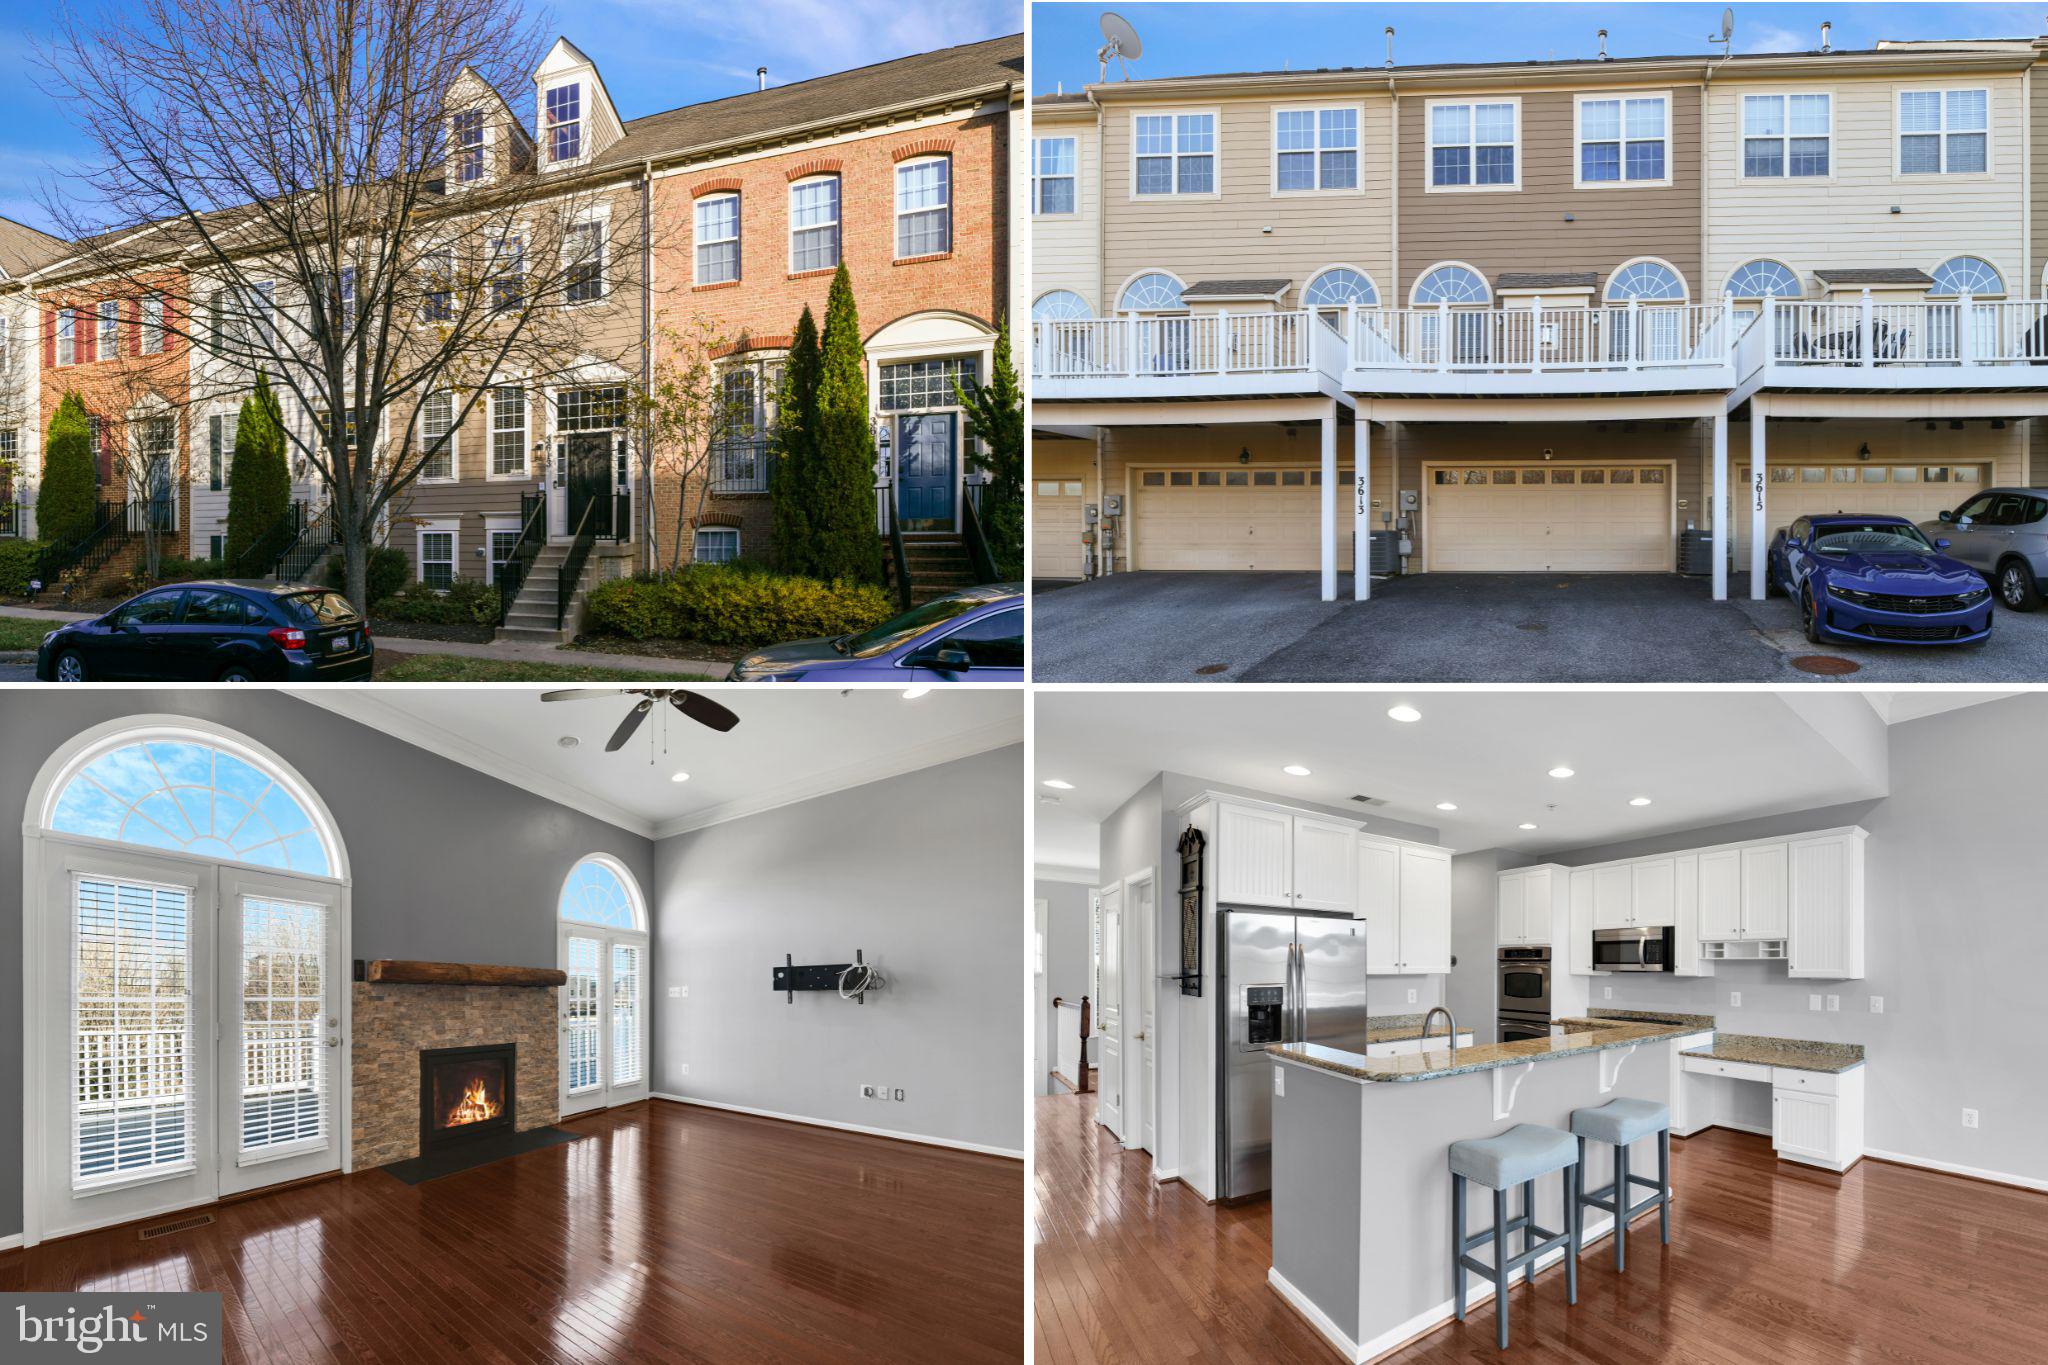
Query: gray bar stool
1569 1098 1672 1272
1448 1123 1581 1350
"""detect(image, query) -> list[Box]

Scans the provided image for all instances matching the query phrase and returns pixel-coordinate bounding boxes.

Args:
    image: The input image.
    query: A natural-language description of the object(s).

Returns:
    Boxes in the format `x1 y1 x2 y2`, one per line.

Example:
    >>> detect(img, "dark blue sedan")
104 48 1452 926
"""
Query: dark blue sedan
730 583 1022 682
1767 515 1992 646
36 580 374 681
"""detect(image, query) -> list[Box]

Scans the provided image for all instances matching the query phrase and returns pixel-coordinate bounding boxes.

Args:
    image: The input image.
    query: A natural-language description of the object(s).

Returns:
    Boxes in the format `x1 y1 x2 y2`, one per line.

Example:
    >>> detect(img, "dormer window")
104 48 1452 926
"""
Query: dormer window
452 111 485 184
545 83 582 164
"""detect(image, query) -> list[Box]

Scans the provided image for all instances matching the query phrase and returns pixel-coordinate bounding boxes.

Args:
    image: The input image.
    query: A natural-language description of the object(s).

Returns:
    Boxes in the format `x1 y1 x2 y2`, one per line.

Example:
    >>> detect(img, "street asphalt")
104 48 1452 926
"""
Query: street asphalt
1030 571 2048 683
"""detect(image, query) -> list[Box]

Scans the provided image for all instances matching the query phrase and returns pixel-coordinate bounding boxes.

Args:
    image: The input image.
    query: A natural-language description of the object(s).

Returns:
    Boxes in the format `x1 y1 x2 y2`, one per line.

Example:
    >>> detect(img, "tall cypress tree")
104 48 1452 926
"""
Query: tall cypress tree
956 314 1023 578
769 306 822 574
225 372 292 571
809 264 883 584
38 391 97 548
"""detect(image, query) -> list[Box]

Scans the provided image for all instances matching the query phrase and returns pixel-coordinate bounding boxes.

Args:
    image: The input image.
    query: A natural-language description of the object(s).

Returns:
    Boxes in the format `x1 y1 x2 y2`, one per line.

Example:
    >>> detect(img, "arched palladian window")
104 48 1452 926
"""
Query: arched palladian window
1411 264 1490 306
1303 268 1379 331
1605 259 1687 301
558 854 645 930
49 734 337 876
1032 290 1094 322
557 854 649 1106
1410 264 1491 365
1930 255 2005 298
1723 259 1804 300
1118 271 1185 312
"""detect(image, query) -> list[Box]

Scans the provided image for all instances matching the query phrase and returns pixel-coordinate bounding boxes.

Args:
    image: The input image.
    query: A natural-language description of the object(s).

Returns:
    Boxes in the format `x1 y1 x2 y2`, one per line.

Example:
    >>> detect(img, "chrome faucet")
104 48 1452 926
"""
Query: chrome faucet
1421 1005 1458 1058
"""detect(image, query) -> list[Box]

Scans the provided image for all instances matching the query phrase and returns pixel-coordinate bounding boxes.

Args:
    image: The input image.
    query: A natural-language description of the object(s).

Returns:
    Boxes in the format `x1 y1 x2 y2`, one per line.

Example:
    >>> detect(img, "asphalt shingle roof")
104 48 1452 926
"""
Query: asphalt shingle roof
1497 271 1599 291
1183 278 1292 298
0 215 67 277
1814 268 1937 286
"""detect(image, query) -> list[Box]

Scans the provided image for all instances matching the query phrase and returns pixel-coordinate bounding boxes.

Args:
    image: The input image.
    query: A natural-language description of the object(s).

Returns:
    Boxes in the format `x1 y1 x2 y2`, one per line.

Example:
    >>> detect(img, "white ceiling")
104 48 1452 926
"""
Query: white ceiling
1034 690 2006 863
296 687 1021 838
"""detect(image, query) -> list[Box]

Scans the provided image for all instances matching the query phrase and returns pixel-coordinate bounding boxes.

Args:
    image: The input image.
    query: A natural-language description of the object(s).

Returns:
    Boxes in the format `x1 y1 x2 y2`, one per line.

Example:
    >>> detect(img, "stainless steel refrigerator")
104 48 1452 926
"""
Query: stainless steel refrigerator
1216 907 1371 1201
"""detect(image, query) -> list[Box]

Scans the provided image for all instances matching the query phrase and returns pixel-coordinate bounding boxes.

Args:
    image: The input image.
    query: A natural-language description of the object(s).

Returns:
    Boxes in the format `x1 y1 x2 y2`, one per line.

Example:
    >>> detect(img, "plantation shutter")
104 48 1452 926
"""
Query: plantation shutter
73 874 197 1189
564 935 601 1094
610 943 642 1086
237 895 329 1157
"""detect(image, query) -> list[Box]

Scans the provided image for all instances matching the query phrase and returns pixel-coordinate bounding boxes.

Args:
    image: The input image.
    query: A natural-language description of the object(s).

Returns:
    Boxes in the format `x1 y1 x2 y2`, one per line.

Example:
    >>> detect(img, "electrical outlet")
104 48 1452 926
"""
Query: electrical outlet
1962 1108 1980 1129
859 1084 876 1099
1870 996 1884 1014
1603 986 1613 999
1273 1066 1285 1098
679 1063 689 1075
1826 995 1840 1012
1809 994 1822 1011
893 1088 905 1102
1406 988 1417 1004
1729 991 1741 1007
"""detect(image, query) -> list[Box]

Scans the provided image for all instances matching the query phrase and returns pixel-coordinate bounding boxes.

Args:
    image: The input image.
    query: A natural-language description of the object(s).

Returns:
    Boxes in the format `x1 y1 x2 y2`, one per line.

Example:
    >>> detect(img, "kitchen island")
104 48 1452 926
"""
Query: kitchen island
1264 1018 1695 1363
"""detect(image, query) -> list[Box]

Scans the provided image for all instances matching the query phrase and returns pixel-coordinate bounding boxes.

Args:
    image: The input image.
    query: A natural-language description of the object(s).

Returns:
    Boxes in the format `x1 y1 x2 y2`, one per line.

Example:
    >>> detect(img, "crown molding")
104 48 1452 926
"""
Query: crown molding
1034 862 1100 886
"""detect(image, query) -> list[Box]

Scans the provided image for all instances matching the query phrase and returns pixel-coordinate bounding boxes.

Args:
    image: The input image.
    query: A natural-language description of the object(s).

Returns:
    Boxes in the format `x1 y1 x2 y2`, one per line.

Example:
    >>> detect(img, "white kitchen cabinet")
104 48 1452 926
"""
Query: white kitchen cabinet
1498 865 1564 947
1396 846 1453 974
1357 838 1400 972
1592 865 1632 930
1630 857 1677 928
1740 842 1790 940
1696 848 1742 940
1293 817 1359 915
1567 869 1599 976
1216 803 1294 908
1771 1066 1864 1172
1497 869 1531 946
1672 853 1712 977
1786 831 1867 979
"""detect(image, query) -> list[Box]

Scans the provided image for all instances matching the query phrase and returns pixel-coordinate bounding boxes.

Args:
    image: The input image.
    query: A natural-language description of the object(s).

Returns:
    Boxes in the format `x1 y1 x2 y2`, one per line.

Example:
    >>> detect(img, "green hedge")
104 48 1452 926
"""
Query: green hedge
586 564 894 648
321 547 411 607
371 578 500 626
0 539 48 595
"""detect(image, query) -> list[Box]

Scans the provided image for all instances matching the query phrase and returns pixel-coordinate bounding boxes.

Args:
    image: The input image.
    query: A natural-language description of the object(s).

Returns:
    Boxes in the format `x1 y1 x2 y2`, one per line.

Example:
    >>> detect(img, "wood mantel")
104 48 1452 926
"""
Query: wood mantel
363 959 567 987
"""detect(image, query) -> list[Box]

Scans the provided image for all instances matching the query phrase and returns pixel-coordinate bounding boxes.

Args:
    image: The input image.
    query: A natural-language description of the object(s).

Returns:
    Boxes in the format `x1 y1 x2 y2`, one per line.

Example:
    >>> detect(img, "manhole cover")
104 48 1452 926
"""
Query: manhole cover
1516 622 1548 632
1791 654 1861 676
1194 663 1230 676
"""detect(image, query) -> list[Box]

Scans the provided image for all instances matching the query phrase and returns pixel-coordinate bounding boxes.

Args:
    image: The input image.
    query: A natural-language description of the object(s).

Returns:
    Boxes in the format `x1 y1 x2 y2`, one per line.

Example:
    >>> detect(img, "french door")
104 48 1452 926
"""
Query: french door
558 925 648 1116
35 842 343 1241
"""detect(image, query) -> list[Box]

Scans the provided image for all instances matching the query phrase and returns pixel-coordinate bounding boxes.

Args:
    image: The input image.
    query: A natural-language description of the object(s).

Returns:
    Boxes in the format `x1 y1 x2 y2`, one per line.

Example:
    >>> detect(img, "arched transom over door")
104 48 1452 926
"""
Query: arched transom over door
557 854 650 1115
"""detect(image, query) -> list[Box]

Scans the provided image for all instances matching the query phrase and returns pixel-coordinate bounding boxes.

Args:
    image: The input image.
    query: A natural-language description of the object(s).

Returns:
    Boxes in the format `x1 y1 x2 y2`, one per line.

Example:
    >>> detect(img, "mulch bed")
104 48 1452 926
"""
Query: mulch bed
368 617 498 645
567 633 744 664
0 592 126 615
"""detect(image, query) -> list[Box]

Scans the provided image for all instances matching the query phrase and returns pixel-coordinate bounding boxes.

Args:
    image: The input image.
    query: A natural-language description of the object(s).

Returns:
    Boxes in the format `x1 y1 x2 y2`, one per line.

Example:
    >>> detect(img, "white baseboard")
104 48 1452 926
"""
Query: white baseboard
1151 1166 1180 1183
1267 1267 1364 1363
650 1093 1023 1160
0 1233 21 1253
1865 1147 2048 1194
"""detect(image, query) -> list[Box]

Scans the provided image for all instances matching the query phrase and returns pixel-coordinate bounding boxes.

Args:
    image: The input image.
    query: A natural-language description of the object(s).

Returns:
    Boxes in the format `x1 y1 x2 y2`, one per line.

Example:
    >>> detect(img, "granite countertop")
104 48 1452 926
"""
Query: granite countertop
1361 1012 1476 1044
1588 1007 1717 1031
1680 1033 1865 1074
1269 1018 1693 1084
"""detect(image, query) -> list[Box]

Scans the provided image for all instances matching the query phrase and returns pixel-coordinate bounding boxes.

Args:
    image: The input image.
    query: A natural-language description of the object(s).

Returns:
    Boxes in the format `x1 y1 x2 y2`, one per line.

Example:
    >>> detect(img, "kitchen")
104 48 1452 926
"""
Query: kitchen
1033 689 2045 1363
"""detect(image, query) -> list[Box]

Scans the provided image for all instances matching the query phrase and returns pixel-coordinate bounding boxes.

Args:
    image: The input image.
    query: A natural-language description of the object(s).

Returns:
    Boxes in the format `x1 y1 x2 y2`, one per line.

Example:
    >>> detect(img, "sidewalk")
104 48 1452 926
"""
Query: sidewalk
0 604 731 679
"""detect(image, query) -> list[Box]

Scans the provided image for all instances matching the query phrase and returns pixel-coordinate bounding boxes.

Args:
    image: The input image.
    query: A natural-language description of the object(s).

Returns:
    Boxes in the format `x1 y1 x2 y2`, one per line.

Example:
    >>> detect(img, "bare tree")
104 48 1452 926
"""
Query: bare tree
632 319 751 571
39 0 642 607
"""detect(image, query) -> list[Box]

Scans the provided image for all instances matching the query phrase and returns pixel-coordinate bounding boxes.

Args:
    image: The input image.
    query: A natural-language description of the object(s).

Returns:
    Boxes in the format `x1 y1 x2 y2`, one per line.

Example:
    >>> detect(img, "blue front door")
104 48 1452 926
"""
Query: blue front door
896 413 956 531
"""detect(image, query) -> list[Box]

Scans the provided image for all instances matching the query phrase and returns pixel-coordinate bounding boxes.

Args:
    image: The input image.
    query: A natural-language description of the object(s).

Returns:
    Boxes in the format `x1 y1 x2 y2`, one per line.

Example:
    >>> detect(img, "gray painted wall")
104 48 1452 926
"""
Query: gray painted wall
1448 848 1538 1044
1481 694 2044 1184
0 690 657 1241
1037 878 1092 1096
650 745 1024 1156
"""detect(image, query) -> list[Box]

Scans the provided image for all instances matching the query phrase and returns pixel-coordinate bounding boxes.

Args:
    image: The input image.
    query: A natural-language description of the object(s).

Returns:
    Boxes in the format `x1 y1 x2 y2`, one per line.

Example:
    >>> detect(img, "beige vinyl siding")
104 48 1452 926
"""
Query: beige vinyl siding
1397 85 1703 299
1032 114 1102 311
2032 69 2048 295
1704 73 2025 296
1099 93 1395 312
399 392 537 582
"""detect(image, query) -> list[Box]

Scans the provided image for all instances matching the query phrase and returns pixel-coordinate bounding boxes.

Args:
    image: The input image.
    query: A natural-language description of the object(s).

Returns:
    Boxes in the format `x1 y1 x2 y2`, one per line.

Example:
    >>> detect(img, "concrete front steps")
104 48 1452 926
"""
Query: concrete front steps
495 544 585 644
894 535 980 607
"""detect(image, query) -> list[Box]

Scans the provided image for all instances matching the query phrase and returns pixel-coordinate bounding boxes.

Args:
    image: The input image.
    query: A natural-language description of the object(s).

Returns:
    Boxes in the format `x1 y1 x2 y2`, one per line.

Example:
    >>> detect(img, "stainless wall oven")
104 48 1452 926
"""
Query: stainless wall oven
1592 925 1676 972
1496 945 1552 1042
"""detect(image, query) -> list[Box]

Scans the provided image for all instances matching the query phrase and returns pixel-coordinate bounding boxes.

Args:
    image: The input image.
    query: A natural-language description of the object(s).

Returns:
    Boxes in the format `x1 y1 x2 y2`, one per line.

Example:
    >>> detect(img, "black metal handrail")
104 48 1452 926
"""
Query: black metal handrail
272 505 342 582
498 491 547 626
232 500 307 577
961 481 999 585
611 491 632 543
35 499 128 586
884 487 912 612
557 498 598 631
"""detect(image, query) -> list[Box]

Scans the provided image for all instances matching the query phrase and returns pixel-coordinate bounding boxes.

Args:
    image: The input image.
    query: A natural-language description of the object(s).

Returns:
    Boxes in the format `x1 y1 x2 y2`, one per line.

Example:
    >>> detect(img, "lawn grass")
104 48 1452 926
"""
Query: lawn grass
376 654 717 682
0 616 67 652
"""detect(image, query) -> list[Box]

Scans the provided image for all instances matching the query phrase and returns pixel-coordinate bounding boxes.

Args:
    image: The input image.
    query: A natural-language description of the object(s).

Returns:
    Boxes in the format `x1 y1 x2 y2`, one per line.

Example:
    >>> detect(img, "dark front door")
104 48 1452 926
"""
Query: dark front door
896 413 956 532
565 432 612 537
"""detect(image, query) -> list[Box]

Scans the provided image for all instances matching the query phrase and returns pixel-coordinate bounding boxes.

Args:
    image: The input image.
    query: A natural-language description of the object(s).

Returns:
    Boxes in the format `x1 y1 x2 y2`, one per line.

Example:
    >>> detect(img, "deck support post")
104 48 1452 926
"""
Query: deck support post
1320 401 1338 602
1711 408 1730 602
1750 400 1768 599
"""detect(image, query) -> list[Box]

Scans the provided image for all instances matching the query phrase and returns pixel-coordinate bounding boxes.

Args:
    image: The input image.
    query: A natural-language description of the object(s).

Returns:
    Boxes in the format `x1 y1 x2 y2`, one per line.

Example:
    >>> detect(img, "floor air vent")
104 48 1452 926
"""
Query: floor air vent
138 1213 214 1241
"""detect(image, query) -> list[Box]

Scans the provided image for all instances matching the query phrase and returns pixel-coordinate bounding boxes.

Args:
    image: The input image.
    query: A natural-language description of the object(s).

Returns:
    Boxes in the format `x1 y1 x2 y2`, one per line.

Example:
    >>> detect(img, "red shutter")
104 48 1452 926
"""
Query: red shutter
77 308 94 362
129 297 141 356
42 307 54 368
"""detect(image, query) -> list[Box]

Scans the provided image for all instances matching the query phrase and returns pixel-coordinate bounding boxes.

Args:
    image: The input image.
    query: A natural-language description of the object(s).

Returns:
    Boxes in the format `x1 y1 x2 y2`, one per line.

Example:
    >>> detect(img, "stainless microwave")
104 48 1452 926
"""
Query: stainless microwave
1592 925 1676 972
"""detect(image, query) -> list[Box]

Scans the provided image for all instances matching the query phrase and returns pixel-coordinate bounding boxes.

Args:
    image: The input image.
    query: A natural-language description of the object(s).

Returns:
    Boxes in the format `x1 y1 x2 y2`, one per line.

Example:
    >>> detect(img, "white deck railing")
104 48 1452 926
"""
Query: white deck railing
1348 301 1732 374
1754 293 2048 367
1032 309 1332 382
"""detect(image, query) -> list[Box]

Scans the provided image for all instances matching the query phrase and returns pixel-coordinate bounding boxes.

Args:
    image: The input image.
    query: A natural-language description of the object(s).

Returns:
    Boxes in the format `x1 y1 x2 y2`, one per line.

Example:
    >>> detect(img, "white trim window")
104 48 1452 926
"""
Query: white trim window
486 516 520 585
1032 290 1094 321
490 235 523 314
207 411 238 492
790 175 840 272
565 218 605 304
1274 106 1359 192
421 249 454 322
544 82 582 165
693 526 740 563
451 109 485 184
1899 89 1988 175
895 155 951 258
1742 93 1831 179
1428 99 1518 190
1576 94 1668 186
56 307 76 366
96 300 121 359
1302 267 1378 324
1033 136 1077 214
418 392 457 482
140 294 164 355
417 520 456 589
695 193 740 283
490 385 527 477
1724 259 1804 300
1118 272 1185 312
1606 259 1687 301
1133 111 1216 195
1930 255 2005 298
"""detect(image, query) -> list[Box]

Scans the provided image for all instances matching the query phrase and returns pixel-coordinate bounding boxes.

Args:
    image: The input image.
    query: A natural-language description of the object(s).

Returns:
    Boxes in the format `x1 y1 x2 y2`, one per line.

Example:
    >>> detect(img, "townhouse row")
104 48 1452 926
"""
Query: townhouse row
0 33 1023 601
1030 30 2048 605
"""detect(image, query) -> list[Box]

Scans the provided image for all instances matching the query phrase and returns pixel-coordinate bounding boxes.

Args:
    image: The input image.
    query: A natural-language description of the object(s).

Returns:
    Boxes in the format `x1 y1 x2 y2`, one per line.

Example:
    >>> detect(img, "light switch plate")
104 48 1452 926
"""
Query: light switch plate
1730 991 1742 1007
1274 1066 1285 1098
1603 987 1613 999
1826 995 1840 1012
1809 994 1822 1011
1870 996 1885 1014
667 986 682 998
1962 1108 1979 1129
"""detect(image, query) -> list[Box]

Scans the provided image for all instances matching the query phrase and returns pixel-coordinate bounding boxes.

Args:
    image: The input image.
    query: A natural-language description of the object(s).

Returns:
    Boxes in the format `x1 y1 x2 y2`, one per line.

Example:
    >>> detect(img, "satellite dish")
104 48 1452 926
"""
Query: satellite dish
1098 11 1143 81
1720 8 1734 40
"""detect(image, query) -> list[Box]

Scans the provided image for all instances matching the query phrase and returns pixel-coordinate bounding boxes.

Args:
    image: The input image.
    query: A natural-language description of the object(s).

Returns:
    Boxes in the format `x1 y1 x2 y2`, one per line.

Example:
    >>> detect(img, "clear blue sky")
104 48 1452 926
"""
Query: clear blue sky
1031 2 2047 95
0 0 1017 235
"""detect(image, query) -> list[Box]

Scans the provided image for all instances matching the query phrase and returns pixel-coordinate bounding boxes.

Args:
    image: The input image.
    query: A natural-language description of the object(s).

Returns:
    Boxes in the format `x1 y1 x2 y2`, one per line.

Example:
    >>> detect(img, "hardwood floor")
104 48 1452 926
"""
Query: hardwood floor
5 1100 1023 1364
1034 1090 2048 1364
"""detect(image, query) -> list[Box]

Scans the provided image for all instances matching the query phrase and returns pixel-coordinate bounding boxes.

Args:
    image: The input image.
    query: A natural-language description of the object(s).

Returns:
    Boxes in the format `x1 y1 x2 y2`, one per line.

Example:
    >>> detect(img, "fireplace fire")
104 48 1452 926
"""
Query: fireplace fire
419 1043 517 1151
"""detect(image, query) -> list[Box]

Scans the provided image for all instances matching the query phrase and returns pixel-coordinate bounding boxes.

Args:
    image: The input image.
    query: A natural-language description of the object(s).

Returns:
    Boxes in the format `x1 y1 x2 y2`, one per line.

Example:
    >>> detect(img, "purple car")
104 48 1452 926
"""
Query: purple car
1767 515 1992 646
730 583 1023 682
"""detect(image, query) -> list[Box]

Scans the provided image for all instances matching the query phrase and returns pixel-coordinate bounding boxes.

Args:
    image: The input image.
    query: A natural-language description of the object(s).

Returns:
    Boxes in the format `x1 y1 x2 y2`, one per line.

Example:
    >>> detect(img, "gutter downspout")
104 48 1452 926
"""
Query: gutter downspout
1700 54 1731 552
1088 87 1108 569
640 155 654 575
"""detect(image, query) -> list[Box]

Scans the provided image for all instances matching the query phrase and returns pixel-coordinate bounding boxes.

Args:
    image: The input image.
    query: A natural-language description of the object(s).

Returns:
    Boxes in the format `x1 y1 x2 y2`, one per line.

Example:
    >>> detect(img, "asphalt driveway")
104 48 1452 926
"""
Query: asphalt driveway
1030 571 2048 682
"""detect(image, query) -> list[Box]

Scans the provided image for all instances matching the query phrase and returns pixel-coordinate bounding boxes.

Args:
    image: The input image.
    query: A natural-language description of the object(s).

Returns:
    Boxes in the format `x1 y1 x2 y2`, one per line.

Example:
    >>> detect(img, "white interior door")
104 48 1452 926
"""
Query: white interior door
1034 899 1050 1097
558 925 648 1116
1129 871 1157 1154
1094 885 1123 1140
217 869 342 1195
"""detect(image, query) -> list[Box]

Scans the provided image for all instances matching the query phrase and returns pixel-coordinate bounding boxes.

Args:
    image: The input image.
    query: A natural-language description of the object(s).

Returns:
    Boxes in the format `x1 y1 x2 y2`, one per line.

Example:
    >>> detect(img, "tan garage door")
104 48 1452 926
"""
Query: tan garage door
1424 464 1674 572
1033 477 1086 578
1132 467 1347 571
1733 463 1988 559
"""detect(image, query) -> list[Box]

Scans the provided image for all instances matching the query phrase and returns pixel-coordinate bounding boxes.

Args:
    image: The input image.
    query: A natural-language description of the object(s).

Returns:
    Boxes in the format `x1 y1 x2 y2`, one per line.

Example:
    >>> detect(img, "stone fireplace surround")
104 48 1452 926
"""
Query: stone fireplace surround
351 982 560 1168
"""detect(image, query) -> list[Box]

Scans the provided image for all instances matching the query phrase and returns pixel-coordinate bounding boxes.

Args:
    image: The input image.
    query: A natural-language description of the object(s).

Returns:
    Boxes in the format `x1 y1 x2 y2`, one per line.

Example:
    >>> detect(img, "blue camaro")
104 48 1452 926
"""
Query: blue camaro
1767 514 1992 646
730 583 1023 682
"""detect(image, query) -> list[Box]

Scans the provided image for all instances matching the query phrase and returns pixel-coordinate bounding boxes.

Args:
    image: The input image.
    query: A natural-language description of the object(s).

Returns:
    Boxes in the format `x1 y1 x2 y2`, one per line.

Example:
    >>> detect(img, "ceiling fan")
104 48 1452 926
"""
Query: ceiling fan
540 689 740 752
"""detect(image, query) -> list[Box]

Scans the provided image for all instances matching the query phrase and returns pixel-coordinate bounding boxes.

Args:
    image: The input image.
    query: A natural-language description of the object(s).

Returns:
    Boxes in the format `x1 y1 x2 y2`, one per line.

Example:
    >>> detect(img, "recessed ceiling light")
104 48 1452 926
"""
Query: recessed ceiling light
557 736 579 749
1629 796 1652 807
1042 779 1075 790
1283 764 1312 777
1436 801 1458 811
1519 822 1537 831
902 686 932 701
671 771 690 783
1386 705 1422 723
1548 766 1575 778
